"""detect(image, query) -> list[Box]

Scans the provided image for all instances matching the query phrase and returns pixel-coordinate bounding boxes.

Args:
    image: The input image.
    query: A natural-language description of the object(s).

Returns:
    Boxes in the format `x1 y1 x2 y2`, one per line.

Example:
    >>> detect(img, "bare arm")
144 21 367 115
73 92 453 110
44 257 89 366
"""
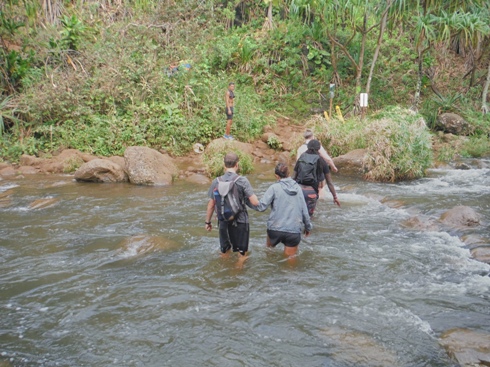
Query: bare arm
247 194 259 207
319 147 338 173
324 172 341 207
205 199 215 231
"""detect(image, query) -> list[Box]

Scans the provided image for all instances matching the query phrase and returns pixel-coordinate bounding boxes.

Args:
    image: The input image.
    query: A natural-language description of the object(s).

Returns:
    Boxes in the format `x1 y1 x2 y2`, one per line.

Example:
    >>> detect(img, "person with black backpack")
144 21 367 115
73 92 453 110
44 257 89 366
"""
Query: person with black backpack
293 139 341 216
205 152 259 264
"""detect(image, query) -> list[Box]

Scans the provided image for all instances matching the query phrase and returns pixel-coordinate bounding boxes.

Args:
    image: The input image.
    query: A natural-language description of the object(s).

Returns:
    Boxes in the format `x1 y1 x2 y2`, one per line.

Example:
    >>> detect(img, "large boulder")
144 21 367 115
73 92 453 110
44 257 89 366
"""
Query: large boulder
439 328 490 366
107 156 127 172
332 149 367 176
74 159 128 183
124 146 178 185
436 113 472 135
206 138 254 155
439 206 481 228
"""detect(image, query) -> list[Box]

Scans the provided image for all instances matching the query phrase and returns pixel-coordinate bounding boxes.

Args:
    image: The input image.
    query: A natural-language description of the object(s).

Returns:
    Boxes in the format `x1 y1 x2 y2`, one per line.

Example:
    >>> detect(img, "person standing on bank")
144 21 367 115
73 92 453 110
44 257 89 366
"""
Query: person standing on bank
253 163 312 261
294 139 341 216
224 82 235 140
205 153 259 264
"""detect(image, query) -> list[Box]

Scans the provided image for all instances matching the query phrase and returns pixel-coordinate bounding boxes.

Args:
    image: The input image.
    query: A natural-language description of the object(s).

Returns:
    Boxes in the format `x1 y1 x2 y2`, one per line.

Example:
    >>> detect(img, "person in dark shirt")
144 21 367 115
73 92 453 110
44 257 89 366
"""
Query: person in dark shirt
293 139 341 216
205 152 259 266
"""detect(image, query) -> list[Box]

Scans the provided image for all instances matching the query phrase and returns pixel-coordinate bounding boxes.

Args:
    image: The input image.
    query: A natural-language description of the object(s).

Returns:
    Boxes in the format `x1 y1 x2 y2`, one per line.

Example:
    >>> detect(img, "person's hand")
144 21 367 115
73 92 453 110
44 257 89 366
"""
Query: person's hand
304 230 310 237
205 222 212 231
333 197 341 207
331 165 338 173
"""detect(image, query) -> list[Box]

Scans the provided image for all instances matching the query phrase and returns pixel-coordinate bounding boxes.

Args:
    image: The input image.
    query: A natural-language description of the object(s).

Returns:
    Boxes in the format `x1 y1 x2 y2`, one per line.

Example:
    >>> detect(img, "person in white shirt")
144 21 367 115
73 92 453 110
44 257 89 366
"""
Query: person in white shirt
296 129 338 172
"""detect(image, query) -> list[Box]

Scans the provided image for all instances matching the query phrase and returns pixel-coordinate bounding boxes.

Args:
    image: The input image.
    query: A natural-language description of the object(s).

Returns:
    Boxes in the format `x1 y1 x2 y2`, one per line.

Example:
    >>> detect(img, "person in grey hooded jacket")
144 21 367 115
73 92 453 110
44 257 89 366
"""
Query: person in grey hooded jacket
254 163 313 259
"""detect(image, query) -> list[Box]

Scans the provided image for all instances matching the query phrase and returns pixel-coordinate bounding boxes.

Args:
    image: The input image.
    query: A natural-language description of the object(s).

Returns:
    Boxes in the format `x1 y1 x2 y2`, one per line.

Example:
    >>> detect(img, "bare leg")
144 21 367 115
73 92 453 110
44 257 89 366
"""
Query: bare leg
226 119 232 136
220 249 231 259
266 235 273 248
284 245 298 265
236 252 249 269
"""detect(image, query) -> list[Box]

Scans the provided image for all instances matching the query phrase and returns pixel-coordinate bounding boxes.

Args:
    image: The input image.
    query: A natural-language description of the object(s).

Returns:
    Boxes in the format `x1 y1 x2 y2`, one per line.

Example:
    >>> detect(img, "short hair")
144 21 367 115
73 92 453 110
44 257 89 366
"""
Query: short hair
228 82 235 86
275 163 289 178
303 129 314 139
224 152 239 168
307 139 321 151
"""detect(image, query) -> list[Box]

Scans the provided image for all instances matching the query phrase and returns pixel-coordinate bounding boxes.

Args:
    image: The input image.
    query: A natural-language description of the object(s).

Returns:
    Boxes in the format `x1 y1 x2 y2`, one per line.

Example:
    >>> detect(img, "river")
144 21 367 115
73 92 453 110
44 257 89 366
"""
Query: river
0 160 489 367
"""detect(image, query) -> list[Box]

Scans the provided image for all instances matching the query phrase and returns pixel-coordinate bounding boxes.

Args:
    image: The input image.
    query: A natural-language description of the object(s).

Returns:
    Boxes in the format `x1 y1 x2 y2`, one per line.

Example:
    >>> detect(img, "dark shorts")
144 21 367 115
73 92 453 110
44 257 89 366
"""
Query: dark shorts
225 106 234 119
219 221 249 255
267 229 301 248
300 184 319 216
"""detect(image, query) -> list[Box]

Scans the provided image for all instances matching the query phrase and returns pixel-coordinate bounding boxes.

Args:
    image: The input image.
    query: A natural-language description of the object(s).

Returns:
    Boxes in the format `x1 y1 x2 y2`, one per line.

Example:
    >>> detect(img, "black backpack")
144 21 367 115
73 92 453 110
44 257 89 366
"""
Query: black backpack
296 153 320 186
213 175 244 222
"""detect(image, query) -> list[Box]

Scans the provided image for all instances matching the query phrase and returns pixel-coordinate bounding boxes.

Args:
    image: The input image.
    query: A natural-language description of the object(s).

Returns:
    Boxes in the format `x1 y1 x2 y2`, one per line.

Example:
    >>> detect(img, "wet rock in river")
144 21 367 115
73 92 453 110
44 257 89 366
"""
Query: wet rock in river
461 234 489 250
320 326 399 367
124 146 178 186
0 166 16 176
332 149 367 176
440 206 481 228
117 235 180 257
470 246 490 264
401 216 439 231
185 173 211 185
28 197 58 210
74 159 128 183
18 166 39 175
439 328 490 366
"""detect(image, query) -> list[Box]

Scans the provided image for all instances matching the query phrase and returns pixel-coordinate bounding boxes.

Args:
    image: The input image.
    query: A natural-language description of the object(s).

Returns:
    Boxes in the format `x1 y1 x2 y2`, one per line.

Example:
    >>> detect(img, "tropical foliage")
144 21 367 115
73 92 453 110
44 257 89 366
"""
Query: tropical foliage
0 0 489 166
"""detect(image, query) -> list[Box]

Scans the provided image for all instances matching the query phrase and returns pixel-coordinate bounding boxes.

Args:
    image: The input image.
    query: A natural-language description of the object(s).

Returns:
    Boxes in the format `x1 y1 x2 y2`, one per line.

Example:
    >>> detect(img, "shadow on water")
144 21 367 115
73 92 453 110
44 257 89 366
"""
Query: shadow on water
0 163 489 366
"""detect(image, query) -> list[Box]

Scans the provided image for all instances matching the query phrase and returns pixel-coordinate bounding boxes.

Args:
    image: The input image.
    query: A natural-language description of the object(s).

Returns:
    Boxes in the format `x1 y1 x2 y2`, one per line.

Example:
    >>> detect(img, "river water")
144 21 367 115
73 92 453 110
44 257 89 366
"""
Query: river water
0 160 489 367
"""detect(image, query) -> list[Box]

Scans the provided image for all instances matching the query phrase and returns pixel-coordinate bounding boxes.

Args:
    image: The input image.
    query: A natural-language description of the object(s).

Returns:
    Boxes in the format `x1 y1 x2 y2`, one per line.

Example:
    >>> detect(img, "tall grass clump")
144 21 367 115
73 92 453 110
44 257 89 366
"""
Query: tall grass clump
460 135 490 158
301 107 433 182
202 139 253 178
363 107 433 182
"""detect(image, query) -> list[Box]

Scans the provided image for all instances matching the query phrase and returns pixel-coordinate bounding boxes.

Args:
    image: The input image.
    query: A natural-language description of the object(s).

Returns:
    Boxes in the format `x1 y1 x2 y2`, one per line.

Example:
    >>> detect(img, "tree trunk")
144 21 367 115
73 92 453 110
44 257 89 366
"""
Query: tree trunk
482 60 490 115
412 51 423 111
353 13 368 113
366 2 391 95
267 1 273 27
329 35 341 86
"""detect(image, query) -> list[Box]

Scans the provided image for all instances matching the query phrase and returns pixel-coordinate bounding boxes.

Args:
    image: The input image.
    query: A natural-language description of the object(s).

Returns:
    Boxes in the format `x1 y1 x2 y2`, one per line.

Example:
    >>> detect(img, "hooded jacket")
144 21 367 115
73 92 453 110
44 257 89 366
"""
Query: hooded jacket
255 177 313 234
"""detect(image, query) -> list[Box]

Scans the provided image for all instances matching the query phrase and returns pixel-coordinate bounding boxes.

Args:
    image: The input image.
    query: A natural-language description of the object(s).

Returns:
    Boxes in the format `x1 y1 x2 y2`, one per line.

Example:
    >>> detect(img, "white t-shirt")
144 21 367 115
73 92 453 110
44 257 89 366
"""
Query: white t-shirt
296 139 331 162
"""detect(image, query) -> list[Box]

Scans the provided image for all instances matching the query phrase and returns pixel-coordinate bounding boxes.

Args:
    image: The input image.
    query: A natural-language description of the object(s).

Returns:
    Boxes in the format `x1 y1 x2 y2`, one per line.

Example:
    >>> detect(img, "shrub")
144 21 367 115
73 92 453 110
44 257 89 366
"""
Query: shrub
202 139 254 178
267 135 282 150
300 107 433 181
363 108 433 182
460 135 490 158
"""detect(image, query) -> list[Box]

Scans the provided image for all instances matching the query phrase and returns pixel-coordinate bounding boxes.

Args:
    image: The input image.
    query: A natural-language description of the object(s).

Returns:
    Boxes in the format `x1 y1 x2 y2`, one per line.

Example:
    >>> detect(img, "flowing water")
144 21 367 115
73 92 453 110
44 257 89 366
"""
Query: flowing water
0 160 489 367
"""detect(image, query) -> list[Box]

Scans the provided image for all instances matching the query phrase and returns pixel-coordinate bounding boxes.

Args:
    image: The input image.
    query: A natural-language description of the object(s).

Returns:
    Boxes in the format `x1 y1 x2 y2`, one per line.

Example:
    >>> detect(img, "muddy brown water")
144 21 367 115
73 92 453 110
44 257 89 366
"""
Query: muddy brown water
1 160 489 367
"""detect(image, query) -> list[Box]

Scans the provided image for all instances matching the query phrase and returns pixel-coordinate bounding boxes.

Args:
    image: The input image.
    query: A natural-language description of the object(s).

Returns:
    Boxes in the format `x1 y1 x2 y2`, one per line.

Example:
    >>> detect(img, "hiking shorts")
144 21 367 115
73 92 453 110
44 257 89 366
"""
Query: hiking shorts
219 221 249 255
300 184 319 216
225 106 234 119
267 229 301 248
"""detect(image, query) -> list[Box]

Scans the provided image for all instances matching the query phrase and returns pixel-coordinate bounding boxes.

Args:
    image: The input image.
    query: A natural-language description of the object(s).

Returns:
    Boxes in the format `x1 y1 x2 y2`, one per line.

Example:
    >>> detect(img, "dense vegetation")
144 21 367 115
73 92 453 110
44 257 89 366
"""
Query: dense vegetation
1 0 490 178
